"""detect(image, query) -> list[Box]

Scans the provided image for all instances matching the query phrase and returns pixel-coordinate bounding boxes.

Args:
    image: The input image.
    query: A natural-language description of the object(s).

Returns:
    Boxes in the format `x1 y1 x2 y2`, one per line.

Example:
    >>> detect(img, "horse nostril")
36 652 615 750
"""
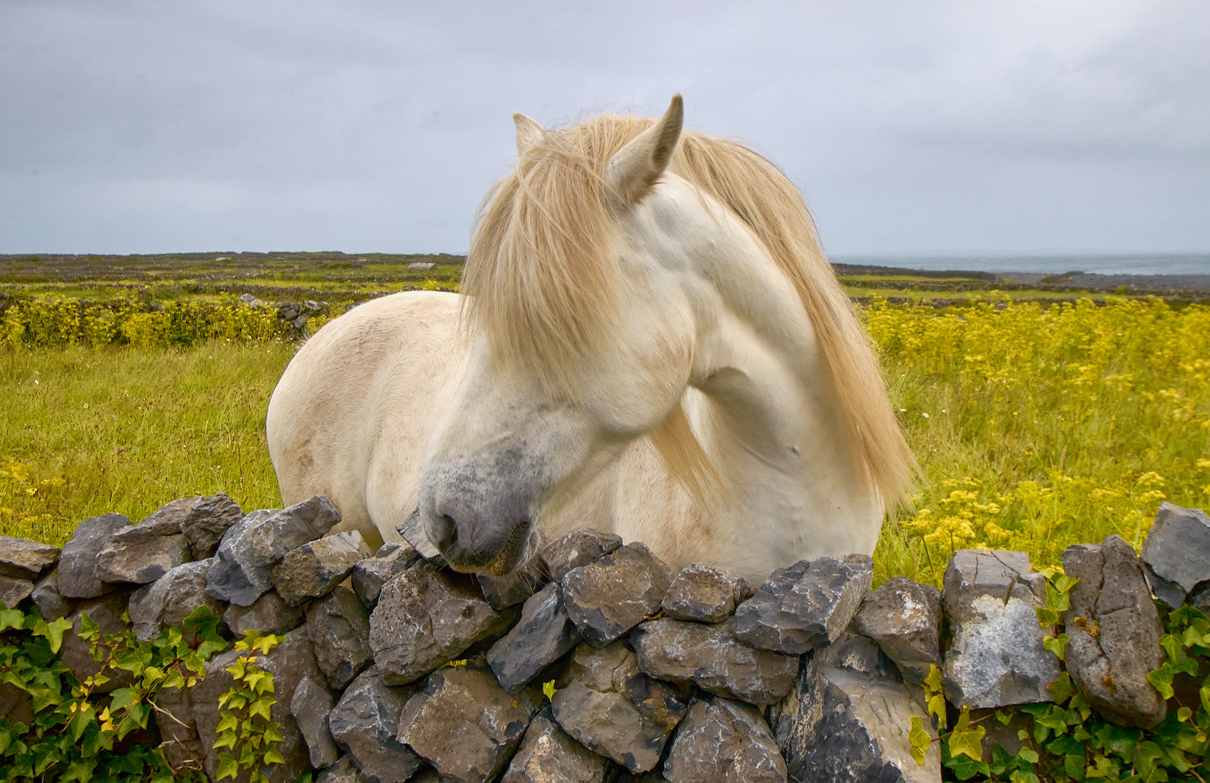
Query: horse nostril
431 513 458 550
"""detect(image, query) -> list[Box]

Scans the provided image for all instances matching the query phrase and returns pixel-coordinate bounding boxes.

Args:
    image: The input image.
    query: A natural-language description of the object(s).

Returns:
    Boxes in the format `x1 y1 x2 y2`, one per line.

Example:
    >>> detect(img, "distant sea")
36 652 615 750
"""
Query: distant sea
833 254 1210 277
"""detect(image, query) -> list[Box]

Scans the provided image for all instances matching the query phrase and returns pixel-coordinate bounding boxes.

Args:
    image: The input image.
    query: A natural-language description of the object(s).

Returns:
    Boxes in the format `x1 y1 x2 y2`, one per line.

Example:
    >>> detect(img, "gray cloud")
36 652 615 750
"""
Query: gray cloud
1 0 1207 255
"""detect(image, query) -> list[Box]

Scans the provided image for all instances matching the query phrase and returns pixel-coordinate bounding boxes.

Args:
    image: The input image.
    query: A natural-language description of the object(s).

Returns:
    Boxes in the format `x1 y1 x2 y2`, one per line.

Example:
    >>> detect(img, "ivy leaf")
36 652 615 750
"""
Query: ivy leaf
216 752 240 780
1048 672 1076 703
948 707 986 762
39 617 73 654
909 715 931 765
1148 663 1176 700
1043 633 1070 662
0 607 25 631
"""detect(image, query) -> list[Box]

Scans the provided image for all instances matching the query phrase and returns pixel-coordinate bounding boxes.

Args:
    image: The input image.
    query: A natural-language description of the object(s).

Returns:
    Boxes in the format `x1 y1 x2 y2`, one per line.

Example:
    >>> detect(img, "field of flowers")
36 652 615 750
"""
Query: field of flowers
2 283 1208 587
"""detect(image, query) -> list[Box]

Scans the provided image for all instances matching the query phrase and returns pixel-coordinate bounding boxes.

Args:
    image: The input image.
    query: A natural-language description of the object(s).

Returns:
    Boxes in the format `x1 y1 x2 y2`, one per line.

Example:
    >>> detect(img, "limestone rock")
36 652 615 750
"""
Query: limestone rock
733 555 873 655
369 559 514 685
500 709 611 783
478 559 548 610
942 549 1059 708
181 492 245 559
632 617 799 706
351 542 419 607
224 590 306 636
58 513 128 598
398 666 543 782
396 508 441 559
127 559 223 642
0 535 60 579
307 586 373 690
272 531 372 606
96 526 190 586
661 563 750 623
193 626 321 783
540 529 623 583
30 569 72 620
1139 502 1210 608
328 668 422 783
562 543 671 646
853 576 942 685
207 497 341 606
488 582 582 690
60 592 136 693
771 633 940 783
290 675 340 769
0 575 33 608
664 697 787 783
153 678 206 774
1063 535 1166 728
315 757 367 783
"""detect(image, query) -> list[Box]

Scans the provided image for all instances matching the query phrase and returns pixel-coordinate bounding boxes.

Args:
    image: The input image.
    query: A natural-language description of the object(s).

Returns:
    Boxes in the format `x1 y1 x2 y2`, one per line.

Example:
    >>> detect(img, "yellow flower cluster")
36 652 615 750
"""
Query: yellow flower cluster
868 298 1210 585
0 457 67 542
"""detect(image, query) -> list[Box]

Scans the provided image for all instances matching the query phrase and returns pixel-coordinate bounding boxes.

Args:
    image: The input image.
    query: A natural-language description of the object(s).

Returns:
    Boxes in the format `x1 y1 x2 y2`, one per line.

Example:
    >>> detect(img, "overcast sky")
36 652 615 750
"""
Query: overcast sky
2 0 1208 258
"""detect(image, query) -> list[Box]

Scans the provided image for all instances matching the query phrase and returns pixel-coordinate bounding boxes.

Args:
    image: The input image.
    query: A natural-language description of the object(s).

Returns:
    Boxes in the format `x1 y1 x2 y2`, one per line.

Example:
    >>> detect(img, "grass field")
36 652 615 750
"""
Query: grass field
2 255 1208 588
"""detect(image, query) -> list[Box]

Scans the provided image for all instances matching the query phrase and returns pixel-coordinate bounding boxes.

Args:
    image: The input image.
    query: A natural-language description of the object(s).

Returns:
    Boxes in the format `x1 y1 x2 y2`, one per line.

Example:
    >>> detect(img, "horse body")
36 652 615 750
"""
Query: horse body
266 96 911 583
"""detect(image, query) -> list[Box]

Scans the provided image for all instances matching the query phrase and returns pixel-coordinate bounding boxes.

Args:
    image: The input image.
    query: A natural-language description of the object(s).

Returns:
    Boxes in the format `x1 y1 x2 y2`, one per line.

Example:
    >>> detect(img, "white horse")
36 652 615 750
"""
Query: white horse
266 96 913 583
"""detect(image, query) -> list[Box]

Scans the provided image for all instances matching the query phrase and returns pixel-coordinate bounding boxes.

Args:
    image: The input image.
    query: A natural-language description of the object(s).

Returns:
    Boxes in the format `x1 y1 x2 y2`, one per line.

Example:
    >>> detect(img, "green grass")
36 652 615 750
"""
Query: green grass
1 342 295 544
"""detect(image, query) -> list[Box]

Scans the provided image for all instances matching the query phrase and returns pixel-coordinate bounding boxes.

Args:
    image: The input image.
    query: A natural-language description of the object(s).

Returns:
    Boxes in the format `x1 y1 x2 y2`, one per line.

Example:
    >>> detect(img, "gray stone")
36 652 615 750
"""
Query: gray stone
369 559 514 685
328 668 423 783
58 513 128 598
307 586 373 690
290 675 340 769
0 535 60 579
398 666 543 783
60 592 136 693
1140 502 1210 607
478 559 548 610
1063 535 1166 728
632 617 800 706
540 529 623 583
95 500 198 584
153 679 206 775
396 508 441 559
770 634 941 783
272 531 372 606
664 697 787 783
662 563 749 623
224 590 306 636
30 569 72 620
181 492 245 559
551 680 669 775
193 626 321 783
500 709 611 783
206 496 341 606
351 542 419 607
733 555 873 655
127 559 223 642
941 549 1059 708
488 582 581 691
0 682 32 730
853 576 942 685
0 575 33 607
562 543 671 646
316 757 368 783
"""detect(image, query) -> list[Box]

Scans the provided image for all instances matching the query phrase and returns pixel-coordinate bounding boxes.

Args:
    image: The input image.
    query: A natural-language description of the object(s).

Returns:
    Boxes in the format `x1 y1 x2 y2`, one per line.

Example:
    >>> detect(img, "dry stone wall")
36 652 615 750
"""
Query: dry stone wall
3 498 1210 782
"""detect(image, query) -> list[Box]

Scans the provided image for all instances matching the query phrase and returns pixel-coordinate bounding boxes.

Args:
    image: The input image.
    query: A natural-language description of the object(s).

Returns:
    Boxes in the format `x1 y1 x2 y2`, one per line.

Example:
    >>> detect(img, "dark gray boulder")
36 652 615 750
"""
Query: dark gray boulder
351 542 419 608
94 497 199 585
127 559 222 642
328 668 422 783
59 592 136 693
664 696 787 783
662 563 751 623
290 675 340 769
58 513 128 598
562 543 671 646
397 666 543 782
478 559 548 610
500 709 611 783
181 492 245 559
1063 535 1166 728
770 634 940 783
315 756 367 783
0 535 60 579
30 569 72 620
224 589 306 636
207 497 341 606
0 575 33 608
307 586 373 690
488 582 581 690
1139 502 1210 608
369 559 514 685
540 529 623 582
733 555 873 655
941 549 1059 708
631 617 799 706
272 531 371 606
853 576 942 686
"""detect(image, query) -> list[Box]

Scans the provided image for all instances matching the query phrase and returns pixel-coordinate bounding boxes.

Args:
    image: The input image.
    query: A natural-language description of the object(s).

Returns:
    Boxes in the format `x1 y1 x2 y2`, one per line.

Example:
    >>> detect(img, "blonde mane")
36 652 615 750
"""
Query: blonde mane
462 112 914 505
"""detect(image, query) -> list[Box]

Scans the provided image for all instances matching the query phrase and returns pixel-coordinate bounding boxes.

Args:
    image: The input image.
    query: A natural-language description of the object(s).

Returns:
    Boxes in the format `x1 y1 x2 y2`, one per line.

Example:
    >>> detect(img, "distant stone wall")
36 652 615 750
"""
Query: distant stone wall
2 497 1208 782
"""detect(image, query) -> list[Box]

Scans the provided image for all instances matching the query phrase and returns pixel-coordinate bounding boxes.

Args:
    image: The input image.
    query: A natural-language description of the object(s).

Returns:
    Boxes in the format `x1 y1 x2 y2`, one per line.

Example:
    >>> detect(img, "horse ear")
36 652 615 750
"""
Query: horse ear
604 94 684 208
513 112 545 156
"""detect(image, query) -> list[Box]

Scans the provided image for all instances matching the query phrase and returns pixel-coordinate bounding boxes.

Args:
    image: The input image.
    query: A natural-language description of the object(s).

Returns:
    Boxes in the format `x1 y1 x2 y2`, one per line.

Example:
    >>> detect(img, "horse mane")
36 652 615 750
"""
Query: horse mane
462 111 914 506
